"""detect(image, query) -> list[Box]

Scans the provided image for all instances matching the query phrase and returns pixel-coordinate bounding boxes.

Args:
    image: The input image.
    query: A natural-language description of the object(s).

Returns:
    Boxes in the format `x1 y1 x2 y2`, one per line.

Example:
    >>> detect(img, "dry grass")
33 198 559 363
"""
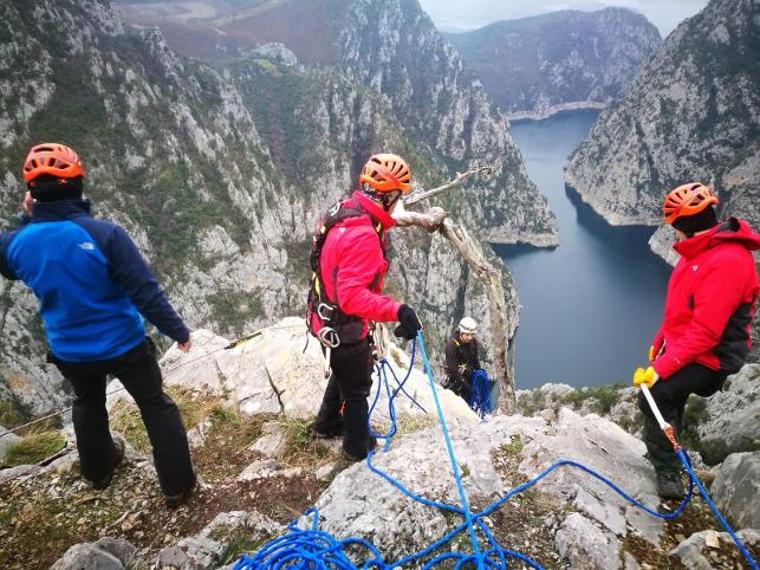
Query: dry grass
110 386 228 454
0 458 328 570
623 492 760 569
272 416 334 469
192 408 271 482
1 431 66 468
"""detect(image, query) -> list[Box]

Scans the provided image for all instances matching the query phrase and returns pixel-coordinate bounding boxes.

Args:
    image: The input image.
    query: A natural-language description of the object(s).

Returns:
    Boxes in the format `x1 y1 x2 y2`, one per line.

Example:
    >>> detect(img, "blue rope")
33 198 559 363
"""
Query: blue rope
378 355 427 414
234 334 759 570
415 330 484 567
368 342 427 450
677 449 759 570
468 369 493 418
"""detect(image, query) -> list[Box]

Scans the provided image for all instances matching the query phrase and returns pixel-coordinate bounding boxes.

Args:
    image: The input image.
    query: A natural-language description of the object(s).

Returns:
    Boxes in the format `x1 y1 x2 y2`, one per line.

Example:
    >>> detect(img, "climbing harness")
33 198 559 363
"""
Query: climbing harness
233 333 759 570
306 199 385 351
305 198 386 379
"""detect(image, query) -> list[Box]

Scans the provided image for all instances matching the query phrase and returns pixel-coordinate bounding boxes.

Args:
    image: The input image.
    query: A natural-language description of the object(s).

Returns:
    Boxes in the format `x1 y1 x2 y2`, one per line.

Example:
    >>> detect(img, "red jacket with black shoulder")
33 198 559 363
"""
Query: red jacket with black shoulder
652 218 760 379
316 192 401 340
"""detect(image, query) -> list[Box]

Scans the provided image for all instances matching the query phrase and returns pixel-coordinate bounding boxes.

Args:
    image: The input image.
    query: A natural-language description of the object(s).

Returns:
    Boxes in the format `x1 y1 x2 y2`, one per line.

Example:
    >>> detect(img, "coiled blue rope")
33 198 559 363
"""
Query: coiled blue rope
234 333 759 570
468 369 493 418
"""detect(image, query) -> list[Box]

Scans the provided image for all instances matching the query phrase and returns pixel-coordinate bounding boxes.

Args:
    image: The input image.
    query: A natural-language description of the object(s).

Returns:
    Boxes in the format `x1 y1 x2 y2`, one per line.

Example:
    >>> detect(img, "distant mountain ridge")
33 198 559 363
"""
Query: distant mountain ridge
445 8 661 120
564 0 760 229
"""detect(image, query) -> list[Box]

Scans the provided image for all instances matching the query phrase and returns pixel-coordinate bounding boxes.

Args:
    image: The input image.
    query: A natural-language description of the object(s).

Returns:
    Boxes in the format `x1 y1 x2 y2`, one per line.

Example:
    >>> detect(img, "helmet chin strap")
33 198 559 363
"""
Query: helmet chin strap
361 183 401 210
381 192 401 211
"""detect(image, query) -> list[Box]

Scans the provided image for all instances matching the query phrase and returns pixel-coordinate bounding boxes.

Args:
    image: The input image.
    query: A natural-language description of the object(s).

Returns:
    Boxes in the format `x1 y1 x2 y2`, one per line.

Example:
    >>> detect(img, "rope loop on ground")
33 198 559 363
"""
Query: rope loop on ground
233 333 758 570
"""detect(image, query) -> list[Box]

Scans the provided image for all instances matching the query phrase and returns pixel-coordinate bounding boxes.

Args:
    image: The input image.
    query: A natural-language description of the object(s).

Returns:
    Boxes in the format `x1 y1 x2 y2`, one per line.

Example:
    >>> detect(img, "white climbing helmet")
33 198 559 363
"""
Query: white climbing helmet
458 317 478 335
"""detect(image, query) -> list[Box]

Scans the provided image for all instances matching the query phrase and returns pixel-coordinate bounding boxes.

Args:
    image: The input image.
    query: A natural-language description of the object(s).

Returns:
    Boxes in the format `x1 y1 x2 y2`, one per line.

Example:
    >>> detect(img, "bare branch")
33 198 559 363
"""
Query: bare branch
394 207 516 414
403 165 494 206
393 205 447 231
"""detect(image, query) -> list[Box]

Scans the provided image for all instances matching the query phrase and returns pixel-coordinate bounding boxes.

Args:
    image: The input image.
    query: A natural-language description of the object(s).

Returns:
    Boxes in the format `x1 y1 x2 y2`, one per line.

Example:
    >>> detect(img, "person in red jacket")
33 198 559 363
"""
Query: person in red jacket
308 153 423 461
635 182 760 499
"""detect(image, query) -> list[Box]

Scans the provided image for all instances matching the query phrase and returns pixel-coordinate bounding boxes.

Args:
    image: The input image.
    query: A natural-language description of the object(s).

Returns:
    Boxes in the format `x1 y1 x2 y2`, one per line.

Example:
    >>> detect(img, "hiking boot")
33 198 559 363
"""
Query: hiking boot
341 436 377 463
165 477 197 509
309 422 343 440
91 436 125 490
656 471 685 501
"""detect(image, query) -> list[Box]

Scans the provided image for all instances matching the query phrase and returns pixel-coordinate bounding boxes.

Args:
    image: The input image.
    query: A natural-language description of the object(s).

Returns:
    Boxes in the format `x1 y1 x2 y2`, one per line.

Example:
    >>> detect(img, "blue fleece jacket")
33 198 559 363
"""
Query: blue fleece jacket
0 200 189 363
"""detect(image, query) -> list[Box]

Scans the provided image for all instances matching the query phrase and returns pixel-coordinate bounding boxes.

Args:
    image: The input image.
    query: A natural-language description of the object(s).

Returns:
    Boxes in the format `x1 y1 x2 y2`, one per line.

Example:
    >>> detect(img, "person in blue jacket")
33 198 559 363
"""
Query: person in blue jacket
0 143 196 507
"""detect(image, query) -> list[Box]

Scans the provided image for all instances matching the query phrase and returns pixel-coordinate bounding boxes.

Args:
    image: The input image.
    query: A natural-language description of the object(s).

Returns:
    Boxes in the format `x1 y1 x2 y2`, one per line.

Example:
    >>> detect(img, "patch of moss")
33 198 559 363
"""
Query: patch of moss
206 289 264 334
680 395 708 450
559 383 626 415
517 390 547 417
0 401 25 429
215 530 266 566
499 434 524 458
2 431 66 468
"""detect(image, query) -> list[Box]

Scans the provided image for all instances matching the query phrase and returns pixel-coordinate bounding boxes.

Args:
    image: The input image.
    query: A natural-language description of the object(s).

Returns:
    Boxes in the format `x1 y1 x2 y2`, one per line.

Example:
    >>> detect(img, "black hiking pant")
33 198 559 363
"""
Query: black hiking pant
313 338 374 458
54 338 195 495
637 363 725 476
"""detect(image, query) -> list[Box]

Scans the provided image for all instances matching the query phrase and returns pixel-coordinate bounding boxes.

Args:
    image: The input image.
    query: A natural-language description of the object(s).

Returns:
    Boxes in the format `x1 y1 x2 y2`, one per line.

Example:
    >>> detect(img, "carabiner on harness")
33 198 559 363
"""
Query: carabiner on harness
316 327 340 379
317 302 337 323
317 326 340 349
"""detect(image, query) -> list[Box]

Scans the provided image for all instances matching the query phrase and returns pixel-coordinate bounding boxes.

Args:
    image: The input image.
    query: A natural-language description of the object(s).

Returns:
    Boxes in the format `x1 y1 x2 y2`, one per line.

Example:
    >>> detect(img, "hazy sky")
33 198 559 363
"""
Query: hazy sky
418 0 709 36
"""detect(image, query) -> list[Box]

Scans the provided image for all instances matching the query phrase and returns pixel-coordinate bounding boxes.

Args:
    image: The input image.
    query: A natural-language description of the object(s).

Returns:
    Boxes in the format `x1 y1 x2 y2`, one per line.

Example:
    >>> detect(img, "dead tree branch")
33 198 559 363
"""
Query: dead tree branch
393 205 447 231
438 218 515 414
394 164 516 414
403 165 494 206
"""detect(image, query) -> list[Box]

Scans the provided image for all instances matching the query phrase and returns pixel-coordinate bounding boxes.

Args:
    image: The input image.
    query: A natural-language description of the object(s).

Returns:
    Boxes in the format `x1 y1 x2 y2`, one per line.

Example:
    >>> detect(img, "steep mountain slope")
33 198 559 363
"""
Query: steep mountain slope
446 8 661 120
564 0 760 228
0 0 533 418
116 0 559 245
0 0 290 415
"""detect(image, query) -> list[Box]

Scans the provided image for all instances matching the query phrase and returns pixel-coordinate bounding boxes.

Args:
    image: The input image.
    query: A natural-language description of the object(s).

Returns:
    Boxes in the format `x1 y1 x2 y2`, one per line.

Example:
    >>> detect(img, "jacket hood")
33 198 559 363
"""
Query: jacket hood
674 217 760 259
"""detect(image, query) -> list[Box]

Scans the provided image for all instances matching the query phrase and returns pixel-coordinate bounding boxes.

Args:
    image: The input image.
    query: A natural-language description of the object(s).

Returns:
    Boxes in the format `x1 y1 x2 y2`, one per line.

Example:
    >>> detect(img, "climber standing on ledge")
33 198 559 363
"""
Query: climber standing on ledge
444 317 481 403
307 153 423 461
633 182 760 500
0 143 197 507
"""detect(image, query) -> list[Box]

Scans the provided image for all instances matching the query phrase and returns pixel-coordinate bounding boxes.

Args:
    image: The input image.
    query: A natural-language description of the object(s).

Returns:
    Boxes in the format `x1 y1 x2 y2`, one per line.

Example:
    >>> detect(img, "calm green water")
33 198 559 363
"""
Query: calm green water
495 110 671 388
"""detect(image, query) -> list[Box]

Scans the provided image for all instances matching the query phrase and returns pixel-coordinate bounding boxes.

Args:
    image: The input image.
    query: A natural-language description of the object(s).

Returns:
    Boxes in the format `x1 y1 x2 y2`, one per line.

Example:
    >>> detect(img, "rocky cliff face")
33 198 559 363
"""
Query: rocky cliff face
334 0 557 245
0 0 539 417
565 0 760 228
117 0 559 246
445 8 661 120
0 0 285 416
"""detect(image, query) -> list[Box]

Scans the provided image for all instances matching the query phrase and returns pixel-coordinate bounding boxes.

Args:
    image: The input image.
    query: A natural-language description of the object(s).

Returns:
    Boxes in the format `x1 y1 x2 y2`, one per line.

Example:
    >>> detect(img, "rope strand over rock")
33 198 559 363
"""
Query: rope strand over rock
234 333 758 569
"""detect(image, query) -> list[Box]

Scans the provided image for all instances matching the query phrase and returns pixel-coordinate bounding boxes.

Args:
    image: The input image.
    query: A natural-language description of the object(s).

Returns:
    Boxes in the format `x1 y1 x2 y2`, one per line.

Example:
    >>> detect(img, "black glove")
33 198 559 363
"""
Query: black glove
394 304 423 340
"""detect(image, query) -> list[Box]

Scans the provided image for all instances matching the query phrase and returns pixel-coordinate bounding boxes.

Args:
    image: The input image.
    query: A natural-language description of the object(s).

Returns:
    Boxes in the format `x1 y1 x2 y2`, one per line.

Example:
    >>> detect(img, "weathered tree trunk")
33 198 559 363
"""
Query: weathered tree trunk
438 219 515 414
394 167 516 414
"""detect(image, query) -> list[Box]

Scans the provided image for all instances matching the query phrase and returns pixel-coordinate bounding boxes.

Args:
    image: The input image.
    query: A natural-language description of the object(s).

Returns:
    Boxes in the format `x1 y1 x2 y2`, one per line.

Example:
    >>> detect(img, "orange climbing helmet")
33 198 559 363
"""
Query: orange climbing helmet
22 143 85 184
662 182 719 225
359 153 412 193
